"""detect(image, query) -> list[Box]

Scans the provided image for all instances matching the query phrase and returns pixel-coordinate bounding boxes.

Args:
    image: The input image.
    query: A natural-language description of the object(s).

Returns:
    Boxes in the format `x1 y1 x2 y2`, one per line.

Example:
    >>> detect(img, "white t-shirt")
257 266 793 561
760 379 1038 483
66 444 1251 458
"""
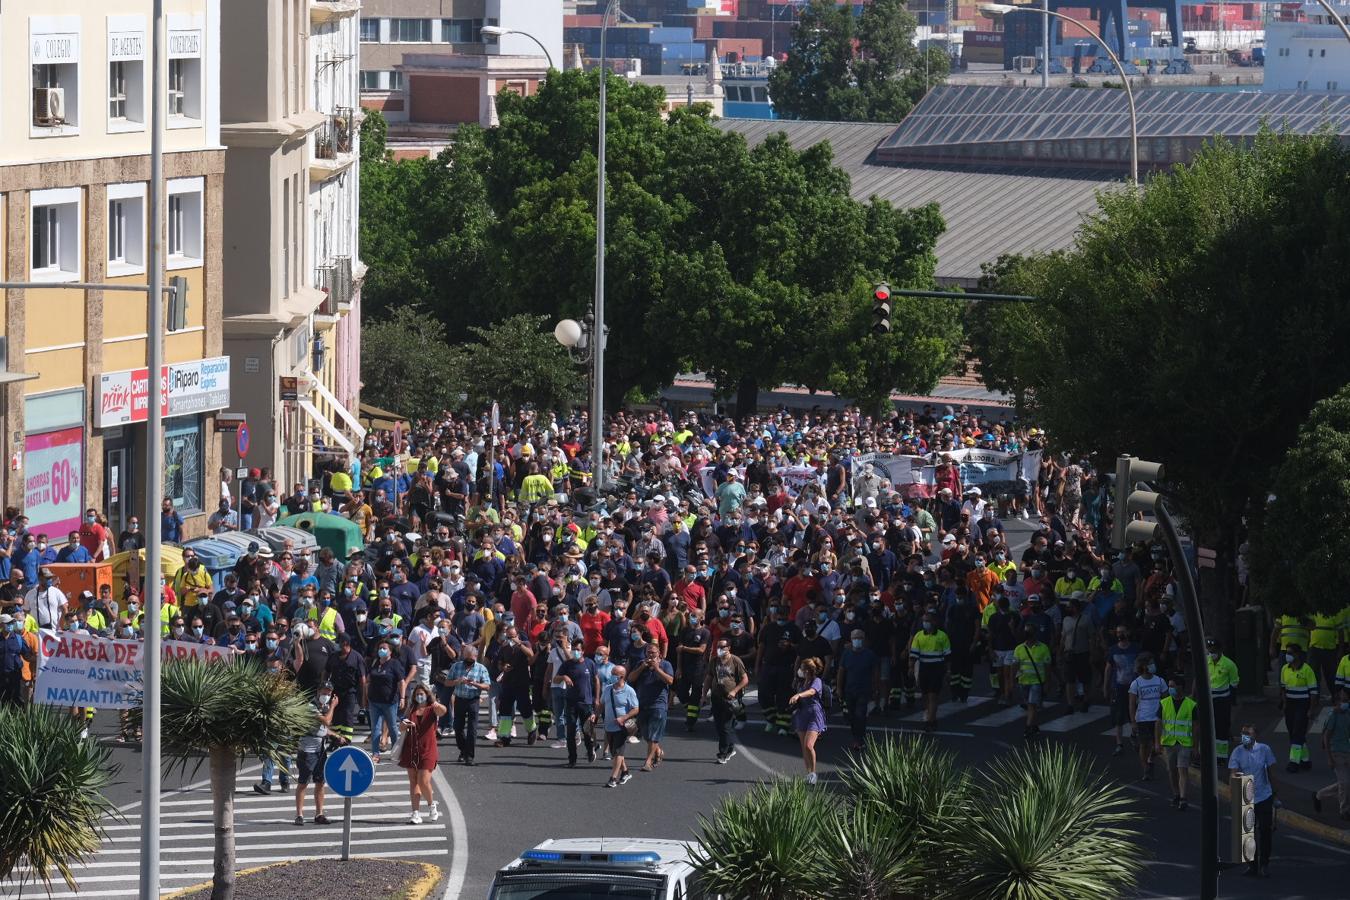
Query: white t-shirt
407 623 436 662
1129 674 1166 722
28 585 68 629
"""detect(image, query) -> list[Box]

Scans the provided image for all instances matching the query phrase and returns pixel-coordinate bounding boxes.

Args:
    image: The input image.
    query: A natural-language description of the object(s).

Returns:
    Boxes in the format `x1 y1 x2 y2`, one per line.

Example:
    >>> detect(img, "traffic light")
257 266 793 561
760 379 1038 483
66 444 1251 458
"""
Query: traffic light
1231 773 1257 865
871 282 891 334
1111 454 1165 550
168 276 189 331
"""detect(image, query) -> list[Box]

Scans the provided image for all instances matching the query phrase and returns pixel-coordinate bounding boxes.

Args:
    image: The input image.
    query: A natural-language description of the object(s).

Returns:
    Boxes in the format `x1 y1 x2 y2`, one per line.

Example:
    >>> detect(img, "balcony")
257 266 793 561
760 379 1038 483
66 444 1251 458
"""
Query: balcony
314 256 353 319
310 107 356 180
311 0 361 24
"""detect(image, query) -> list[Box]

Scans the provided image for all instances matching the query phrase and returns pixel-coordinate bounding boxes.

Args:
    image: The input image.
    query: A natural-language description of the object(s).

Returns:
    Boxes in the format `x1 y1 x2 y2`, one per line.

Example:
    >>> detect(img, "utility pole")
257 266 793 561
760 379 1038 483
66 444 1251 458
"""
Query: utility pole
1114 455 1218 900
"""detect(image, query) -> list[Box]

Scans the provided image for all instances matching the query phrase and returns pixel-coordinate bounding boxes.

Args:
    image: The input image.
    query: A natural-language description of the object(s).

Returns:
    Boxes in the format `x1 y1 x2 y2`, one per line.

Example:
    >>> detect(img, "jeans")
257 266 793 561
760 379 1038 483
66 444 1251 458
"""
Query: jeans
453 694 480 760
550 686 568 740
369 702 400 755
1251 796 1273 870
435 684 455 732
711 694 736 757
563 700 596 764
261 755 291 786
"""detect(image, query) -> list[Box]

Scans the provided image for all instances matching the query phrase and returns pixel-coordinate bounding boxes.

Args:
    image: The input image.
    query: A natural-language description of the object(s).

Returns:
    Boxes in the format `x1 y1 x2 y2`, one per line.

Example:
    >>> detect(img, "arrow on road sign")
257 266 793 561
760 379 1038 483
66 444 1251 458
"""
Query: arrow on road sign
338 754 360 793
324 745 374 798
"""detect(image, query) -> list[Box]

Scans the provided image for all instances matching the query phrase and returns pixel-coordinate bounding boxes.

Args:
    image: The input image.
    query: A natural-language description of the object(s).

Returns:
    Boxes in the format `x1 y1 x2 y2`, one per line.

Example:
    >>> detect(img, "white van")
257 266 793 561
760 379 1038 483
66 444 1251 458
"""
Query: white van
488 837 713 900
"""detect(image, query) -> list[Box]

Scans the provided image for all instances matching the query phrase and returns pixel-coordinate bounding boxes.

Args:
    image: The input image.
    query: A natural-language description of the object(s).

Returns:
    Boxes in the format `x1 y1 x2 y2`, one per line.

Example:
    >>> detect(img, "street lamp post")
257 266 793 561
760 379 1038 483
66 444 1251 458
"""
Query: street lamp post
981 3 1138 189
480 25 555 70
589 0 621 493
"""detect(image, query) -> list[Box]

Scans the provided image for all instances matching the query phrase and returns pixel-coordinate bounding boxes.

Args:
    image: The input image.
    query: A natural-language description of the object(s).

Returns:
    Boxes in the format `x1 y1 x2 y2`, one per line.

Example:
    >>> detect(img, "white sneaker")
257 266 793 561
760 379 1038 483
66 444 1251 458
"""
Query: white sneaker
409 810 422 825
485 729 498 742
79 727 89 740
429 801 441 822
806 772 818 785
510 726 518 738
627 735 640 745
1020 509 1029 520
550 741 566 750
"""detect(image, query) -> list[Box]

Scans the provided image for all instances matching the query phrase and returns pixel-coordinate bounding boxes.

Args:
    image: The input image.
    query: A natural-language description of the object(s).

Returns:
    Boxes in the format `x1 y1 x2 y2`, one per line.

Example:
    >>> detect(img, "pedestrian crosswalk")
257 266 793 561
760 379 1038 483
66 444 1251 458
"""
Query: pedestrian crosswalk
898 696 992 722
0 756 449 899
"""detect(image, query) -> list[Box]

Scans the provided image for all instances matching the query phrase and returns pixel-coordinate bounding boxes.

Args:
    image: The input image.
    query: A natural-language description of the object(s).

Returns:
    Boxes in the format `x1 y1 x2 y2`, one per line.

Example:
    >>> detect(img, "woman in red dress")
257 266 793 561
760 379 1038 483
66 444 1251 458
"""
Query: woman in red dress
399 683 447 824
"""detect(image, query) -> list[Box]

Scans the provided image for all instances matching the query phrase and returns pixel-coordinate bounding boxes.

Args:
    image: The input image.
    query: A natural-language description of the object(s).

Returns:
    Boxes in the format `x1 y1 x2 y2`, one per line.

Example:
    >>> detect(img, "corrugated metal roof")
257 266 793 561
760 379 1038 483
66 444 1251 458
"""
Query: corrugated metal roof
882 85 1350 151
716 117 1115 284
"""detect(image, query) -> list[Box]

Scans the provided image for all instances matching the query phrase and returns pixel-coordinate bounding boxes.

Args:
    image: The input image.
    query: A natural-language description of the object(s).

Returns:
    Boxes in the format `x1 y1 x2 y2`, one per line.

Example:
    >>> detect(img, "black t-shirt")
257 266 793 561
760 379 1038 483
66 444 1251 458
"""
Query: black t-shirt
759 620 802 667
1137 611 1173 656
796 633 831 664
500 640 534 688
987 609 1017 652
676 625 710 672
863 615 897 658
367 657 406 704
727 630 756 667
329 648 367 695
295 637 337 694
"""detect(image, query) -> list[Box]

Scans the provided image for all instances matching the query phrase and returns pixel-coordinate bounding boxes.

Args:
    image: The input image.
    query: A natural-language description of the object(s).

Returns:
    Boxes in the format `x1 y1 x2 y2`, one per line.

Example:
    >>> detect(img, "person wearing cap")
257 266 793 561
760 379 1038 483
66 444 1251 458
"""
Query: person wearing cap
1207 637 1240 764
1 612 37 705
909 608 951 730
26 567 68 631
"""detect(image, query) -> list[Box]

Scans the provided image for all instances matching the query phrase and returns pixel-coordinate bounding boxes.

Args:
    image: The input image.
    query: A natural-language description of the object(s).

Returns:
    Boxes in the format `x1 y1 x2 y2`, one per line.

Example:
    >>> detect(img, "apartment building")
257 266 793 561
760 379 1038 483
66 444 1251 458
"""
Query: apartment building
220 0 364 493
0 0 228 539
359 0 560 133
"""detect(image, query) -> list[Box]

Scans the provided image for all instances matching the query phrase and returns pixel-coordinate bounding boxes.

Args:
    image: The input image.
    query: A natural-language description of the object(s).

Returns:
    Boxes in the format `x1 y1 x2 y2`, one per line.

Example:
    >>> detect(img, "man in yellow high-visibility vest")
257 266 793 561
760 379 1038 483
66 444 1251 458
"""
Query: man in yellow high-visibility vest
1160 674 1196 811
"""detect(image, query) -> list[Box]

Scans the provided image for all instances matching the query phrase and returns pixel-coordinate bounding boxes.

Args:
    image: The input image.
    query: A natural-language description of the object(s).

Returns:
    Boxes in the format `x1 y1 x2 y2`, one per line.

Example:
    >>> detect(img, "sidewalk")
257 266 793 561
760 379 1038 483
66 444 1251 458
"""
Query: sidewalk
1188 690 1350 847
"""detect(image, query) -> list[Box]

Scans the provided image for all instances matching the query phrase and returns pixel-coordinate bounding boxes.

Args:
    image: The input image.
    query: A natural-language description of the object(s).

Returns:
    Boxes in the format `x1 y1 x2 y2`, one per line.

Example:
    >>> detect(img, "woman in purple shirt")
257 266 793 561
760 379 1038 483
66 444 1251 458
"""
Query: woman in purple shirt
790 656 827 784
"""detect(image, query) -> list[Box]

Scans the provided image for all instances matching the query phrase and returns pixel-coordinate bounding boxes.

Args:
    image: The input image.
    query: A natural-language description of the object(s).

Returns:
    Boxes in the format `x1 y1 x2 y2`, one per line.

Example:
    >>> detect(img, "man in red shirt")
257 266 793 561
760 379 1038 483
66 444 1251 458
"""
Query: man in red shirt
78 509 110 560
579 594 611 654
782 565 818 619
510 577 537 625
672 566 706 614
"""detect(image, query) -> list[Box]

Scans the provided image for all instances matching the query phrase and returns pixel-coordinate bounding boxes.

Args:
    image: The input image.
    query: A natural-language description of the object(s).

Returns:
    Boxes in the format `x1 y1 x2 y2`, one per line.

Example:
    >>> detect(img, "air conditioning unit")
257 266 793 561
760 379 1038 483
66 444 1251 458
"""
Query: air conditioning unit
33 87 66 125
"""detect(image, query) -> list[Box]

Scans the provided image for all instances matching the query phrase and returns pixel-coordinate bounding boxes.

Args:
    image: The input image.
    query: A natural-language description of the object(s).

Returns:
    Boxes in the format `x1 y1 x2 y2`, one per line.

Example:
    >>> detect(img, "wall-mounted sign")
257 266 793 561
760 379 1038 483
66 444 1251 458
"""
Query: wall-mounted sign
96 356 232 428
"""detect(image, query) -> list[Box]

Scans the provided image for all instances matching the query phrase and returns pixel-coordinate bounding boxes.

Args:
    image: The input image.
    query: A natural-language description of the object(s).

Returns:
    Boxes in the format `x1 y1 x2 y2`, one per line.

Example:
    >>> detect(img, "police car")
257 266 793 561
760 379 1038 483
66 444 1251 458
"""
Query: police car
489 838 712 899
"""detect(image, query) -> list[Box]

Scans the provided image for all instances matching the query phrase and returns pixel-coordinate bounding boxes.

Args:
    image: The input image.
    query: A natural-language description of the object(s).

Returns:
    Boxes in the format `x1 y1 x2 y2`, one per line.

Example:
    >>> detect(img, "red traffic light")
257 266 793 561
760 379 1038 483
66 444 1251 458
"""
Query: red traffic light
873 285 891 302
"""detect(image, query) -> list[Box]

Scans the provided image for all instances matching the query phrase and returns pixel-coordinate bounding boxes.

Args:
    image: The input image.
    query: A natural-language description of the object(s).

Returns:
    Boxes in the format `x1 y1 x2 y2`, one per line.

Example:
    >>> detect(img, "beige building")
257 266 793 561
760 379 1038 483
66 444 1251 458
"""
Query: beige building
220 0 364 494
0 0 227 540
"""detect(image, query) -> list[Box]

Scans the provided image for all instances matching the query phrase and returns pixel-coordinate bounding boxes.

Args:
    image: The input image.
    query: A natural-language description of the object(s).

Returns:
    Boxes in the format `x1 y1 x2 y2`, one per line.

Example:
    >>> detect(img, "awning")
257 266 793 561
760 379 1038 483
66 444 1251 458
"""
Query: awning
310 377 367 444
0 371 39 385
298 399 355 456
358 401 410 431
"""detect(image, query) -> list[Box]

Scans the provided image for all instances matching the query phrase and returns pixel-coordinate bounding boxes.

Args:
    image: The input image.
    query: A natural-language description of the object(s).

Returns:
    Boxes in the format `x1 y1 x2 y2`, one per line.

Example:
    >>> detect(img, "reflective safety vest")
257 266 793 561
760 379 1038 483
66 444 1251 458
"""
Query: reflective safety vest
1336 653 1350 691
309 606 340 641
1310 613 1341 650
159 603 181 638
1208 653 1239 699
1013 641 1051 685
910 629 951 664
1280 662 1317 701
1276 615 1310 652
1160 695 1196 747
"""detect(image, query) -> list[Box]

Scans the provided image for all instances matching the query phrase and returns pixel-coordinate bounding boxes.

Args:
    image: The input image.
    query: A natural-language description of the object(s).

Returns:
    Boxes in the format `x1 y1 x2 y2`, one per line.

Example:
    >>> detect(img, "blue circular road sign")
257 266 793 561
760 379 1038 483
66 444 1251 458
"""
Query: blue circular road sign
324 745 375 798
236 422 251 459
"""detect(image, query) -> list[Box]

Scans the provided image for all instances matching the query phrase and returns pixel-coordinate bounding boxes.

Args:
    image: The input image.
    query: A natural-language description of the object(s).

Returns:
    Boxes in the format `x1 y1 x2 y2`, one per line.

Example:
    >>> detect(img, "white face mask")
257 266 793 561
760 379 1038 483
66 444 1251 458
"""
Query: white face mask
797 668 807 679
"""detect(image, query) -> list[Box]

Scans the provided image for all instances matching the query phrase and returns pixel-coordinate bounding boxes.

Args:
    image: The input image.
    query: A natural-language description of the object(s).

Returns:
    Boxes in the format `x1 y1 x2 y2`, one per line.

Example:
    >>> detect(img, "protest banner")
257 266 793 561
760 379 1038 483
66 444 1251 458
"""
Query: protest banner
162 639 235 663
772 465 823 497
35 631 144 708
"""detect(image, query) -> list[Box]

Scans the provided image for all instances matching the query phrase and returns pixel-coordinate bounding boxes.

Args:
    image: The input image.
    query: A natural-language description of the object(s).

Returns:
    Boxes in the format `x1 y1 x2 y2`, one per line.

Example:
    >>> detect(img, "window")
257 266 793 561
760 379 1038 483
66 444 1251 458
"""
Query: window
389 71 404 92
168 59 185 115
166 57 202 122
109 62 127 118
166 179 203 268
360 70 380 91
391 18 431 43
164 416 204 513
107 185 145 273
1331 81 1340 91
30 188 81 281
282 178 291 298
1321 49 1328 57
442 18 484 43
360 18 380 42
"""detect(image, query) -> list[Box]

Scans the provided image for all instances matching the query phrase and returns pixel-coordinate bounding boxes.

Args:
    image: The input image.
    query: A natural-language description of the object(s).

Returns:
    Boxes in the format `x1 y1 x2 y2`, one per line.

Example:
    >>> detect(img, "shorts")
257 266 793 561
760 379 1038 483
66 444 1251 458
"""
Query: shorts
296 746 327 786
917 663 945 693
606 730 628 755
1019 683 1043 708
1164 745 1192 769
639 708 668 743
1135 721 1157 744
994 649 1017 668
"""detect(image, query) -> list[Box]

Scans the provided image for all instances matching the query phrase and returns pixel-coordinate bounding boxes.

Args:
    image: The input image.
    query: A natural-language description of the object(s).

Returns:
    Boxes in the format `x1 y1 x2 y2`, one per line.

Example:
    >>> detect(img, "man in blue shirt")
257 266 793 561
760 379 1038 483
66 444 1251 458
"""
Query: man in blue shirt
162 498 185 544
445 645 490 765
630 643 674 772
55 531 94 564
602 665 639 788
557 638 600 767
1229 723 1279 878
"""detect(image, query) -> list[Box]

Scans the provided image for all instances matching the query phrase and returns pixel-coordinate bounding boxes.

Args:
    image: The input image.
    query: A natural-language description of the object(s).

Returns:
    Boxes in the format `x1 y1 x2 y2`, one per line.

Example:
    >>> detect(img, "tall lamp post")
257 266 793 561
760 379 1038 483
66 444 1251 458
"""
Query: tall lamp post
981 3 1139 189
480 25 556 70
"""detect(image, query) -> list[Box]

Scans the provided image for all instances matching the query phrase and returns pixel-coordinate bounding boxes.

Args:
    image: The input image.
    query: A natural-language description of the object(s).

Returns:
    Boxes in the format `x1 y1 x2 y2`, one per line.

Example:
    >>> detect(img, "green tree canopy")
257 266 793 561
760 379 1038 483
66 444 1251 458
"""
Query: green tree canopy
360 69 959 416
360 306 466 419
459 314 582 413
1248 384 1350 616
967 131 1350 625
768 0 949 122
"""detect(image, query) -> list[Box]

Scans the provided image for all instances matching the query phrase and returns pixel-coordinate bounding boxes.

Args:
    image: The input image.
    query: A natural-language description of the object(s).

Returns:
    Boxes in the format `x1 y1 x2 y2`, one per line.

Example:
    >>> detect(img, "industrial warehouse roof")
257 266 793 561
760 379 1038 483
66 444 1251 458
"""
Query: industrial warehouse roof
880 85 1350 156
715 117 1115 285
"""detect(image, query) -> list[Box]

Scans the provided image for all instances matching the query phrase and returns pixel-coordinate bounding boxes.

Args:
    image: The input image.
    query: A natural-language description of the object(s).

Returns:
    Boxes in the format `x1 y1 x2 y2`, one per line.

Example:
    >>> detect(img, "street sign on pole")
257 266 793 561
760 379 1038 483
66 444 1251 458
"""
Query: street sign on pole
324 746 375 861
236 423 251 460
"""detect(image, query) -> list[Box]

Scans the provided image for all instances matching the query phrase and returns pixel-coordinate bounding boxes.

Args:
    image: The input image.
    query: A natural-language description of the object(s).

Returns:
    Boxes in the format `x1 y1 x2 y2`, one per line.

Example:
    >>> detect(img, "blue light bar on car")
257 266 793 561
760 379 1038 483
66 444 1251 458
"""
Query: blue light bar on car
521 850 563 862
609 852 661 864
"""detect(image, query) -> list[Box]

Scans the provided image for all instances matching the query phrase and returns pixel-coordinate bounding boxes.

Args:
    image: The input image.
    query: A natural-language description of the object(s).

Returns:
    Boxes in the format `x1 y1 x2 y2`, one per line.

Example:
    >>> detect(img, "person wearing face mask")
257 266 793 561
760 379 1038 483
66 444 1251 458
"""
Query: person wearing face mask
446 645 490 765
1206 637 1240 764
705 638 749 763
756 601 803 736
1314 686 1350 821
674 608 710 731
1228 724 1279 878
398 683 446 824
1158 675 1196 810
836 628 880 752
788 657 827 784
1280 644 1319 773
1128 652 1166 780
494 626 539 748
909 609 951 731
173 552 213 601
293 685 335 827
0 613 37 706
1014 626 1052 739
367 638 408 762
631 643 675 770
554 638 601 767
328 632 369 743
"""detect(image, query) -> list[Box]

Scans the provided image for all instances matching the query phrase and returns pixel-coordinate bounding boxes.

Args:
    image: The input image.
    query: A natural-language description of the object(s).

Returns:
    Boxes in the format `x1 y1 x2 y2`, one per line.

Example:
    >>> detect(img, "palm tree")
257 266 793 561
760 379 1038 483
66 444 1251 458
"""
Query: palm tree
0 704 118 892
937 744 1145 900
137 657 316 900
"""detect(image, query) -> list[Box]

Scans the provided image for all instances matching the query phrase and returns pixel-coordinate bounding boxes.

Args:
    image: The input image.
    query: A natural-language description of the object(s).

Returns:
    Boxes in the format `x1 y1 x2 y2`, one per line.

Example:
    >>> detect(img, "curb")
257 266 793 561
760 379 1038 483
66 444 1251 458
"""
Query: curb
1186 769 1350 848
163 860 443 899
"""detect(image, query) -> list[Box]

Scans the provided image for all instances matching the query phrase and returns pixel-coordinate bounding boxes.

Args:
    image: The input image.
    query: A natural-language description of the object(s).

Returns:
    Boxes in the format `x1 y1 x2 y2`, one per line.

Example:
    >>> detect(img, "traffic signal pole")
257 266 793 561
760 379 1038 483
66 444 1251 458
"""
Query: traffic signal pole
1116 455 1218 900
